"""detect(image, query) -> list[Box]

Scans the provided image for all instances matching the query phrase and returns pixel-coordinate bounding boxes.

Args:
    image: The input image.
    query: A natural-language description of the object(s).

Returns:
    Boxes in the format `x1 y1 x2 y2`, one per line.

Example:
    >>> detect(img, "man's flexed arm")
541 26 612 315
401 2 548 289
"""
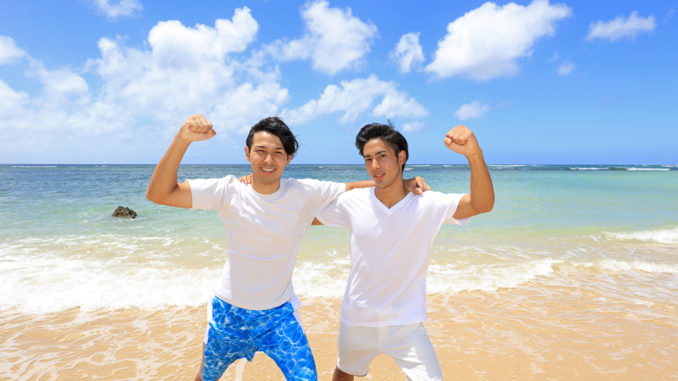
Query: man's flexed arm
444 125 495 219
146 114 216 208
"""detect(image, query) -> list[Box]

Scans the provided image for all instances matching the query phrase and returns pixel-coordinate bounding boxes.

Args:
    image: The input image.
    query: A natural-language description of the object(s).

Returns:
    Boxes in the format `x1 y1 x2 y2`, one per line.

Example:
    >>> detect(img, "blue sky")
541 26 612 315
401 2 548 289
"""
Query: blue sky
1 0 676 164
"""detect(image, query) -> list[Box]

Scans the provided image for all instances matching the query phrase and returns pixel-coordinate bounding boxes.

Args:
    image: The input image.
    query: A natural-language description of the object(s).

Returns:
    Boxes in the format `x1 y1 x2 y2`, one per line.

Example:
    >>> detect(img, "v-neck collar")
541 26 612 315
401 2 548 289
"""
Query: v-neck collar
370 187 413 213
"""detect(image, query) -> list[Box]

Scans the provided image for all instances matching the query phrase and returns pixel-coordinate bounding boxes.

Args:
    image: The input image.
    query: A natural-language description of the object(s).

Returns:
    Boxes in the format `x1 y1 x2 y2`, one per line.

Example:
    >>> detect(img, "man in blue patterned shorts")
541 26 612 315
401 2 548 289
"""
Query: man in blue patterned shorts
146 114 425 380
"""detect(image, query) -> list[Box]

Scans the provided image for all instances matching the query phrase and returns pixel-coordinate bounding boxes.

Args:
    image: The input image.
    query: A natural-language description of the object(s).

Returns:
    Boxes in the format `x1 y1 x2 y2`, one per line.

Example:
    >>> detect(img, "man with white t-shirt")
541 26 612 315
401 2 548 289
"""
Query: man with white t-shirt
146 115 426 381
315 122 494 380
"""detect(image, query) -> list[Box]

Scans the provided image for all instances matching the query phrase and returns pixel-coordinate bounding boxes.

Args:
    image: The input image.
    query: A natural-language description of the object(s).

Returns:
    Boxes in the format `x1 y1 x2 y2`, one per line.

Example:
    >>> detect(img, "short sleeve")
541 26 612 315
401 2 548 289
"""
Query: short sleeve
187 176 232 210
298 178 345 212
317 199 350 229
432 192 470 226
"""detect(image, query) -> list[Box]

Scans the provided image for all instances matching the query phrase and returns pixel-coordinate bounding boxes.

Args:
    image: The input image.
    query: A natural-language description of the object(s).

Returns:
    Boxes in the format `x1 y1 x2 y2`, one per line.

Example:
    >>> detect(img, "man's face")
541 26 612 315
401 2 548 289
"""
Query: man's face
362 138 406 188
245 131 291 186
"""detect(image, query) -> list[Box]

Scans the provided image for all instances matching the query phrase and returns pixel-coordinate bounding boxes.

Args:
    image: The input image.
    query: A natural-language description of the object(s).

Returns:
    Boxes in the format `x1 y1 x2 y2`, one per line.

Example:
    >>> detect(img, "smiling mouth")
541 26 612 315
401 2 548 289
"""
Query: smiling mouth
261 167 276 173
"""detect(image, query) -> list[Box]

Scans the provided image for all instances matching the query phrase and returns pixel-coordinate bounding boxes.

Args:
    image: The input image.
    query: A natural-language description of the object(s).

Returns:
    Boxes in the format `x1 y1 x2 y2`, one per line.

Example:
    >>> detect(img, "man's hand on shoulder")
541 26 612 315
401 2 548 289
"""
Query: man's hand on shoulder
239 174 253 185
404 176 431 195
178 114 217 142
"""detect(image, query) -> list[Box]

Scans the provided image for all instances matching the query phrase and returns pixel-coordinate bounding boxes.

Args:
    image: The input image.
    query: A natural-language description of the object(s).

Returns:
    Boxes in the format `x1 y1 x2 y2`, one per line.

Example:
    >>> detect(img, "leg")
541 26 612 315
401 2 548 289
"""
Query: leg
200 297 257 381
201 331 251 381
259 309 318 380
335 324 378 378
194 344 205 381
384 323 442 381
333 367 354 381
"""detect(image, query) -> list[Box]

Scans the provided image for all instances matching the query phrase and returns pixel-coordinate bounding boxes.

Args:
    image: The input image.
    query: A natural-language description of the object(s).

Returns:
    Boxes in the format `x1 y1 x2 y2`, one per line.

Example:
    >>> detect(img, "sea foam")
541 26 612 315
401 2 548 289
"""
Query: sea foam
603 227 678 244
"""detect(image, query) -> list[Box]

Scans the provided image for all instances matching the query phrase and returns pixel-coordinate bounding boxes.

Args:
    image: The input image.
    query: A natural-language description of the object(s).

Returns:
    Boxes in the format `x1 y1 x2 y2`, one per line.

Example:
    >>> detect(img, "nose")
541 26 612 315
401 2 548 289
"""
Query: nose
370 159 380 171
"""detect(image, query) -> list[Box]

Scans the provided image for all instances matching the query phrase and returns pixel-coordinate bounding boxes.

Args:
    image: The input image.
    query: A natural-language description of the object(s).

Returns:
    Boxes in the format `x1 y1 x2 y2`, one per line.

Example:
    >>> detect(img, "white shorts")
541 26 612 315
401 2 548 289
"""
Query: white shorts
337 322 442 381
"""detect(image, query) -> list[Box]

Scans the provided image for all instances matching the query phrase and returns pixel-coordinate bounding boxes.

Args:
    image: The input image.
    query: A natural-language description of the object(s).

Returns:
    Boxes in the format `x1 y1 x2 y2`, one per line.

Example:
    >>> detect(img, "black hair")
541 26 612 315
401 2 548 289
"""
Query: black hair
355 122 409 172
246 117 299 158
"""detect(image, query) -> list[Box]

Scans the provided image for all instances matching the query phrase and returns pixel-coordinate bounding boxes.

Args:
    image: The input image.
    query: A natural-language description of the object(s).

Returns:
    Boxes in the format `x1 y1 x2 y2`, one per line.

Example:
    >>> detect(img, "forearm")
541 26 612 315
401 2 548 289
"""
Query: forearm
345 180 375 191
466 151 494 213
146 135 191 203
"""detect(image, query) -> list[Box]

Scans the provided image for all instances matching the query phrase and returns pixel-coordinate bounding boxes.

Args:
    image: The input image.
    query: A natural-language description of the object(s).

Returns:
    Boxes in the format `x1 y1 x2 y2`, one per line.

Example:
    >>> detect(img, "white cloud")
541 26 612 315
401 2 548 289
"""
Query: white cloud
402 121 424 132
2 7 292 161
28 60 89 99
148 8 258 68
88 7 285 130
557 61 575 76
0 80 28 113
272 0 378 74
92 0 143 20
390 32 425 73
586 11 656 42
426 0 571 81
282 74 427 124
373 91 427 119
454 101 490 120
0 36 25 64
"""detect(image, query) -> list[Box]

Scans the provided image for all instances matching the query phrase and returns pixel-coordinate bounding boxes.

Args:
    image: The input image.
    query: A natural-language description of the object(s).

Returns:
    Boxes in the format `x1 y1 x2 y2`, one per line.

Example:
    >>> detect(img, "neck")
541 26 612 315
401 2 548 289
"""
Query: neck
374 176 407 208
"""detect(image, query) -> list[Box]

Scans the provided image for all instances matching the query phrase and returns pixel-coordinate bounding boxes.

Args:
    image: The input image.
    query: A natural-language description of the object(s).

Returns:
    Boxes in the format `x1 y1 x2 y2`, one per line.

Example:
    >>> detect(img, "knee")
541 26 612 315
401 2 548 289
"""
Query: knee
333 367 354 381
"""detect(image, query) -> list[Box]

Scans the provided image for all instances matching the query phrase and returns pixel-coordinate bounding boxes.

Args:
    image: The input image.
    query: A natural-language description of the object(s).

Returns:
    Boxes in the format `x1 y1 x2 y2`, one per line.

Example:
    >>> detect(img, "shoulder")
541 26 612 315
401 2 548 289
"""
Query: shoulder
337 187 370 202
420 190 465 206
188 174 237 188
290 178 344 192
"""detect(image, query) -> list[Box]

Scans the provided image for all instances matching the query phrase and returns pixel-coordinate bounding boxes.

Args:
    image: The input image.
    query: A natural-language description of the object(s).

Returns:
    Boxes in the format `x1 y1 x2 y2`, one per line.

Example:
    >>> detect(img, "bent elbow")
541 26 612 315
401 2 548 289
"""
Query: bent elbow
473 199 494 215
483 199 495 213
146 188 161 205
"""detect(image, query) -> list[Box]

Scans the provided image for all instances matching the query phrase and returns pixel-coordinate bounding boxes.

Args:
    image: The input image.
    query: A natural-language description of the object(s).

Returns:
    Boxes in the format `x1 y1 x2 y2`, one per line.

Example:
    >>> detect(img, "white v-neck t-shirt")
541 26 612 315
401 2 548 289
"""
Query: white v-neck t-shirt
317 187 468 326
188 175 345 310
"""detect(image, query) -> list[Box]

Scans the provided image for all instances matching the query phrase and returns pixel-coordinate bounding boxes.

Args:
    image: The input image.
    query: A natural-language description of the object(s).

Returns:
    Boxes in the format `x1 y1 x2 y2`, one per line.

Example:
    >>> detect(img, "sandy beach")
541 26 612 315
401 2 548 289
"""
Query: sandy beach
3 270 677 380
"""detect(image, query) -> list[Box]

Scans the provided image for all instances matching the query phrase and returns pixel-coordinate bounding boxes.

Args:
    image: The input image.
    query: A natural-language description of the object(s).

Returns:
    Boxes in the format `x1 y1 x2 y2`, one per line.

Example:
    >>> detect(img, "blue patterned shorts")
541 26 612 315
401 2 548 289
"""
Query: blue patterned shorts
201 297 317 381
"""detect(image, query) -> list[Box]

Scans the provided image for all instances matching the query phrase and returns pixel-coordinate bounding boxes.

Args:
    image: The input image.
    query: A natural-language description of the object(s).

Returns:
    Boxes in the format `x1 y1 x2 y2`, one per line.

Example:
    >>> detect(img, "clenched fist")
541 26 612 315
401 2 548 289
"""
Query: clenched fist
177 114 216 142
444 125 482 157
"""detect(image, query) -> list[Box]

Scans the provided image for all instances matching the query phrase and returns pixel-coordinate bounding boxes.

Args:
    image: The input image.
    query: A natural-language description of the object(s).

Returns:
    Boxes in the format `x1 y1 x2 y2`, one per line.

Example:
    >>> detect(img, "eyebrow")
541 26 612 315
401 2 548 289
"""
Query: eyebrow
254 144 284 150
363 150 388 158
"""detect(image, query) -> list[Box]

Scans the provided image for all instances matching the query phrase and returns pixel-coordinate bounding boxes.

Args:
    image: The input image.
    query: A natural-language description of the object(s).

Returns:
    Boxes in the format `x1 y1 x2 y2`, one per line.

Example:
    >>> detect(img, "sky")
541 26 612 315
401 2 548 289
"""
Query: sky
0 0 676 165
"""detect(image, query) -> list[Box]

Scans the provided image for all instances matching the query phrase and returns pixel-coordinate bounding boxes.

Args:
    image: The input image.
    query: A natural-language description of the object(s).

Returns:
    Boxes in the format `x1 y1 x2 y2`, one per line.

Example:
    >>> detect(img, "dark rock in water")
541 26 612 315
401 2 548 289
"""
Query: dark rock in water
112 206 137 219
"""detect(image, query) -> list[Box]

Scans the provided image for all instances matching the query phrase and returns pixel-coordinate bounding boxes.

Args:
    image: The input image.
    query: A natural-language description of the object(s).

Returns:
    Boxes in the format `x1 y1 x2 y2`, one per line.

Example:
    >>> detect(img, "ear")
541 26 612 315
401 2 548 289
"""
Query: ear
397 150 407 166
244 146 251 162
285 155 292 166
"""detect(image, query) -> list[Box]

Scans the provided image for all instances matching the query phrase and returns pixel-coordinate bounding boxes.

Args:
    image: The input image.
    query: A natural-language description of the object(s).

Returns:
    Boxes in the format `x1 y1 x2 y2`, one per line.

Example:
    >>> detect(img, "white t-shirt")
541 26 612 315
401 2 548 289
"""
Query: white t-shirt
317 187 468 326
189 175 345 310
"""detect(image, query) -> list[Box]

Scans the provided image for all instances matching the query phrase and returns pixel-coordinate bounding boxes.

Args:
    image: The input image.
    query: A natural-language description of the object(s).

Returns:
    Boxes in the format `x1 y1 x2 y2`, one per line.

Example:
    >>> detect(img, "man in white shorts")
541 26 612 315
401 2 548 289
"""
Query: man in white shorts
315 122 495 380
146 115 426 381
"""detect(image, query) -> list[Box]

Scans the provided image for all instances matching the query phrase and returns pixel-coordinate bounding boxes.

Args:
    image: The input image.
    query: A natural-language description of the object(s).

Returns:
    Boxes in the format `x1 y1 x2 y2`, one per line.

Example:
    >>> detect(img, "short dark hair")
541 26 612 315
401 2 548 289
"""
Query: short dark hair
355 122 409 172
246 117 299 158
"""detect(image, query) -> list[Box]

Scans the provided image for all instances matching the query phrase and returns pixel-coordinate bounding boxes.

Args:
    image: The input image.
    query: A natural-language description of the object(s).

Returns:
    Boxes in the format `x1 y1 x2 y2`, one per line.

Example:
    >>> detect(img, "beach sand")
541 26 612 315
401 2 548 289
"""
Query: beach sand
3 271 678 380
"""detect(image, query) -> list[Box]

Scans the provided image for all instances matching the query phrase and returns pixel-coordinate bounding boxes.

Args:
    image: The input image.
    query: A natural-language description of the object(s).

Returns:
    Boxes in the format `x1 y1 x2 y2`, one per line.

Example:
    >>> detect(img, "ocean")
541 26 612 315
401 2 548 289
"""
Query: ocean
1 163 677 379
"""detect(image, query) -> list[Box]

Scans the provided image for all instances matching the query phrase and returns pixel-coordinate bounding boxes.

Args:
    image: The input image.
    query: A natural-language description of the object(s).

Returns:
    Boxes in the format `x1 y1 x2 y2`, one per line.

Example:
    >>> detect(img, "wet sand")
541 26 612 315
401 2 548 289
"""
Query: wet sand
2 271 678 380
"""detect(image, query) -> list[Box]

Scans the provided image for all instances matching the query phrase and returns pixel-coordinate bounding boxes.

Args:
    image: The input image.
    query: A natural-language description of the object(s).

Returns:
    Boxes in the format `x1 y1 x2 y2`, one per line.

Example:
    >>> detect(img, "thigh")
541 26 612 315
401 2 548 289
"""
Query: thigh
383 323 442 381
200 298 257 381
259 309 318 380
336 324 380 377
202 326 255 381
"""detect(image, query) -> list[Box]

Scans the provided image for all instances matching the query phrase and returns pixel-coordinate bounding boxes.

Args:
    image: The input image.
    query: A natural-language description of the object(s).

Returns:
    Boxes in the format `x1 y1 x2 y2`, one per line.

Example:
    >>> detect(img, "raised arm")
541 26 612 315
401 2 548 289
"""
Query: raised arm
444 125 495 219
146 114 216 208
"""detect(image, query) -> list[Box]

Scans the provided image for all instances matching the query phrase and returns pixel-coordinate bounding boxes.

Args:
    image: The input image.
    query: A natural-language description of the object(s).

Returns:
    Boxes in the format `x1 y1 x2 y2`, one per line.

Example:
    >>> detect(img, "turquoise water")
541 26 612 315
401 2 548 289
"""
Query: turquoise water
1 164 677 313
